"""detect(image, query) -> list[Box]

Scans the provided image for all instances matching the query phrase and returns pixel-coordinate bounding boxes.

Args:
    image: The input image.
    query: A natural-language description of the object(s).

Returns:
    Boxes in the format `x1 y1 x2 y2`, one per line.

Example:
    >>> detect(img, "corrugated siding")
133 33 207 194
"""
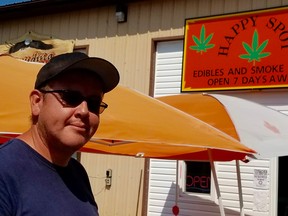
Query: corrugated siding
80 153 144 216
154 40 183 96
152 39 288 215
1 0 288 215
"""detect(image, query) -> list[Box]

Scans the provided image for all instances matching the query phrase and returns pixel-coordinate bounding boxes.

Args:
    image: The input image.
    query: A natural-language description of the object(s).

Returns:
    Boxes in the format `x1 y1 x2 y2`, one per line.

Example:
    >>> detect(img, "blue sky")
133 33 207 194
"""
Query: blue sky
0 0 30 6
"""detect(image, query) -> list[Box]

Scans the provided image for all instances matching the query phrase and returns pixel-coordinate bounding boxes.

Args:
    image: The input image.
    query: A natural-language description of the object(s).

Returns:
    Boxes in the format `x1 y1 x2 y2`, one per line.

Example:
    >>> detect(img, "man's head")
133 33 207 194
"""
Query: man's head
30 53 120 155
35 52 120 93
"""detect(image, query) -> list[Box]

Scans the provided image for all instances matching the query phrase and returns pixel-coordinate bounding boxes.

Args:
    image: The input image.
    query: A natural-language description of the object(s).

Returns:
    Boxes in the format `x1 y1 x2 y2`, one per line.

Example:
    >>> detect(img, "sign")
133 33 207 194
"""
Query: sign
182 7 288 92
185 161 211 193
186 175 211 193
253 190 269 212
253 169 268 189
0 31 74 63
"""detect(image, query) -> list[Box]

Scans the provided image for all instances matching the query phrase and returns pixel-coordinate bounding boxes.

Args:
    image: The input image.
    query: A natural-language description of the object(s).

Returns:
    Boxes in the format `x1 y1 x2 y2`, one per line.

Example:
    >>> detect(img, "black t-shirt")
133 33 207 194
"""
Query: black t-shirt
0 139 98 216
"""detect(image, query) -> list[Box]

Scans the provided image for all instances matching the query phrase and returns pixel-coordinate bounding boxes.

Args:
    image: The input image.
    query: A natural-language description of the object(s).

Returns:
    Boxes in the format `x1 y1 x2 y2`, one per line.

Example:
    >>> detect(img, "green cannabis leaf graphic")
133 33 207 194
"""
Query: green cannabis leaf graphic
239 29 270 65
190 25 215 54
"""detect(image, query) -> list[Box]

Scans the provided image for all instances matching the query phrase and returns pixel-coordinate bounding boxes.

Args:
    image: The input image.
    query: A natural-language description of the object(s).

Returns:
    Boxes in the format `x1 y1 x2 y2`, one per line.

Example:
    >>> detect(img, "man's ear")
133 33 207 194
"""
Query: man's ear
30 90 43 116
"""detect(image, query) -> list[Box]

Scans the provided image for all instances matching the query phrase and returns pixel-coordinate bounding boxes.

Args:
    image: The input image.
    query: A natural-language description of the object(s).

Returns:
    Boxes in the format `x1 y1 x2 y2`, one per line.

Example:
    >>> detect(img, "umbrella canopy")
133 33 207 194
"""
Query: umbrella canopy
158 93 288 159
0 55 42 142
84 85 256 161
0 54 255 161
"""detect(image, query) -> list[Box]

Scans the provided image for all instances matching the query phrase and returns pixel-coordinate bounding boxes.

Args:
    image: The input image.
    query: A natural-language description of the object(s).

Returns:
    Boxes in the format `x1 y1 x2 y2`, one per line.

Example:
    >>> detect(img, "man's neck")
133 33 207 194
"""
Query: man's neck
18 127 72 167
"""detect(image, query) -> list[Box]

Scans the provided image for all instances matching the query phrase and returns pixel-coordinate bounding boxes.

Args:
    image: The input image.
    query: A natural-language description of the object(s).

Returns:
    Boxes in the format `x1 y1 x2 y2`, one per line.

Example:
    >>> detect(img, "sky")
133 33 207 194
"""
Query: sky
0 0 30 6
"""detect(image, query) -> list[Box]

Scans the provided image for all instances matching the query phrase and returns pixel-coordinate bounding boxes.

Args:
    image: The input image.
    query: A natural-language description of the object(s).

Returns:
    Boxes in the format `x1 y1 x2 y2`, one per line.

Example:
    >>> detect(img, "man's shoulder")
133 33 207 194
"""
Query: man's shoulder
0 139 27 154
0 139 30 168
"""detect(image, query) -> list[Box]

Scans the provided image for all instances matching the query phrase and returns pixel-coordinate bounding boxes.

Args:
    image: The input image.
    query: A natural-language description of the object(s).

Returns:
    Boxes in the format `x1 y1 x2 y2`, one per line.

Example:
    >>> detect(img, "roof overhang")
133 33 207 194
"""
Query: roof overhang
0 0 143 21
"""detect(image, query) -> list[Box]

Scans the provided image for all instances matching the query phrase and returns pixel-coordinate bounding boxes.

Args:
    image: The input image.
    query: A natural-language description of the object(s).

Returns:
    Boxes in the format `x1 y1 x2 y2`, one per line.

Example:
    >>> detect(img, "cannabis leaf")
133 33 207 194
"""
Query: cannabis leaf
239 29 270 65
190 25 215 54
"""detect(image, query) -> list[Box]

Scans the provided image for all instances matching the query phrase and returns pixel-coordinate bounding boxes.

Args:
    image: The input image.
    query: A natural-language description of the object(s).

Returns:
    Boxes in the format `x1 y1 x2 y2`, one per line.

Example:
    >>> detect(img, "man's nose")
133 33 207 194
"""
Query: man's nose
76 101 89 115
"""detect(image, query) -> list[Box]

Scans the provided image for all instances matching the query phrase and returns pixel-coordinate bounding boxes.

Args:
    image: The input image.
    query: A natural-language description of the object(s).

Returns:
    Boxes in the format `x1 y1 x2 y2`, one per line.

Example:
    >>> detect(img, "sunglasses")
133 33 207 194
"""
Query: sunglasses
39 89 108 114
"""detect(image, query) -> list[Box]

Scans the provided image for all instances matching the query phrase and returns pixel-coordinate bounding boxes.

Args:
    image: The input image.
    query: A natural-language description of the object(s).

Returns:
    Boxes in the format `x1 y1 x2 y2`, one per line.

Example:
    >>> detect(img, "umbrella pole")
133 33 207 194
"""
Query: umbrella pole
236 160 245 216
175 160 179 205
208 149 226 216
171 160 180 216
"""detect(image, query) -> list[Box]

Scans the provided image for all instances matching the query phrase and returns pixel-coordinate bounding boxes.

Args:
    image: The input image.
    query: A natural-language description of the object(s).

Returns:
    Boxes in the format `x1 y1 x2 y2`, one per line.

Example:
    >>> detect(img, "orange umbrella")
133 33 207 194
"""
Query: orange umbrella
84 86 255 161
157 93 288 159
0 55 42 141
0 54 255 161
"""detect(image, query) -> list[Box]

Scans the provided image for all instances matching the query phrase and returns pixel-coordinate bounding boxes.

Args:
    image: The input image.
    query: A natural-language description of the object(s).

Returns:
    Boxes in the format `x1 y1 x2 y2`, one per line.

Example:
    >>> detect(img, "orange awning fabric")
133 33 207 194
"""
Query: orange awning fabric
84 86 255 161
1 55 43 134
0 55 255 161
158 93 288 159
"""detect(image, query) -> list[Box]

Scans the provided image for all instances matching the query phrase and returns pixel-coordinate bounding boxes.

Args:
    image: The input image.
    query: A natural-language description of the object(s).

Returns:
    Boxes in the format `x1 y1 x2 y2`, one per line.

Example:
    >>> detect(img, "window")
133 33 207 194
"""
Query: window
185 161 211 194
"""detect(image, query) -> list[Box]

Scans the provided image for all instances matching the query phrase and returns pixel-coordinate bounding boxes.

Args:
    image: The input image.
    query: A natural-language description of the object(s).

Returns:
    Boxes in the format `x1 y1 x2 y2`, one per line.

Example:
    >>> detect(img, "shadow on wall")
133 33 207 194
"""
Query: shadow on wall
155 182 254 216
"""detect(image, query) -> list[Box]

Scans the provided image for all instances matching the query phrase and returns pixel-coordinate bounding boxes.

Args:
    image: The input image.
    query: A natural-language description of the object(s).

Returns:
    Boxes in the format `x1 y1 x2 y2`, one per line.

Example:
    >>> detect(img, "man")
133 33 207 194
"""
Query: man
0 52 120 215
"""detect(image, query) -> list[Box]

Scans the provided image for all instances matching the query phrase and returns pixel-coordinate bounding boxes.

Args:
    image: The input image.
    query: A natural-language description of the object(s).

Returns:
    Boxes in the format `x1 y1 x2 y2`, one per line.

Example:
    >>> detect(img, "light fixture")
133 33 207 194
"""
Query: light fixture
24 38 32 46
116 4 127 23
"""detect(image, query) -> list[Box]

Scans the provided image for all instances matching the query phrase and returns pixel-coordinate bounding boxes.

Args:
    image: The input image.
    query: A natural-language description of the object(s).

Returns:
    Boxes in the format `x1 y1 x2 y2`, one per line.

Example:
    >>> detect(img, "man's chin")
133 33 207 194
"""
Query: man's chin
60 137 88 151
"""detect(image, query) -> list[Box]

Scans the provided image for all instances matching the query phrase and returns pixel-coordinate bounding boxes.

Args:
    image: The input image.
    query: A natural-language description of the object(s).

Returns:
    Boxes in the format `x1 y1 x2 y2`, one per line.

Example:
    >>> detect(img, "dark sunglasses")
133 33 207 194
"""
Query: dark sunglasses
39 89 108 114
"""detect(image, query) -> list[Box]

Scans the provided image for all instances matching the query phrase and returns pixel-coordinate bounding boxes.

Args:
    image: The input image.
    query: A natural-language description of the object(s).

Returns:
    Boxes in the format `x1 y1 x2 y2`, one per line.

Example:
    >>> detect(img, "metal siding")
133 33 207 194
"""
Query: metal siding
81 153 144 216
154 40 183 96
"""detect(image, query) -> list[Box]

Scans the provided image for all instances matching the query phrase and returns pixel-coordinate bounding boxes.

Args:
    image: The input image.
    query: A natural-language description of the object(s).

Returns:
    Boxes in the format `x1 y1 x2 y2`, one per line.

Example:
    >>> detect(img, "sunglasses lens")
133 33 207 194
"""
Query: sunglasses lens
87 98 102 113
46 90 105 114
63 92 102 113
60 91 83 107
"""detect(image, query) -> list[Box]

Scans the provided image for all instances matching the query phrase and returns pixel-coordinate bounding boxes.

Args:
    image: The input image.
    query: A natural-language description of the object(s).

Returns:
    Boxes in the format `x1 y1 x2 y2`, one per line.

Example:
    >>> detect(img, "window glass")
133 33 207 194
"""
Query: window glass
185 161 211 194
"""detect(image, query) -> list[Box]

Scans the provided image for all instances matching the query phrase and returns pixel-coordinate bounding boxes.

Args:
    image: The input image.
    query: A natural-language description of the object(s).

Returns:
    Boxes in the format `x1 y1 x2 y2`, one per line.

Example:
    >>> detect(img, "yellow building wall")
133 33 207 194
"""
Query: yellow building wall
0 0 287 215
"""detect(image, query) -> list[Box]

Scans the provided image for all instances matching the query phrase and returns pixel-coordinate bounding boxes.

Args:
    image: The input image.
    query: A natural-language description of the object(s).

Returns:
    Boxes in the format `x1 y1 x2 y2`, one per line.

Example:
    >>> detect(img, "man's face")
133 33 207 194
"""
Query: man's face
36 70 104 153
